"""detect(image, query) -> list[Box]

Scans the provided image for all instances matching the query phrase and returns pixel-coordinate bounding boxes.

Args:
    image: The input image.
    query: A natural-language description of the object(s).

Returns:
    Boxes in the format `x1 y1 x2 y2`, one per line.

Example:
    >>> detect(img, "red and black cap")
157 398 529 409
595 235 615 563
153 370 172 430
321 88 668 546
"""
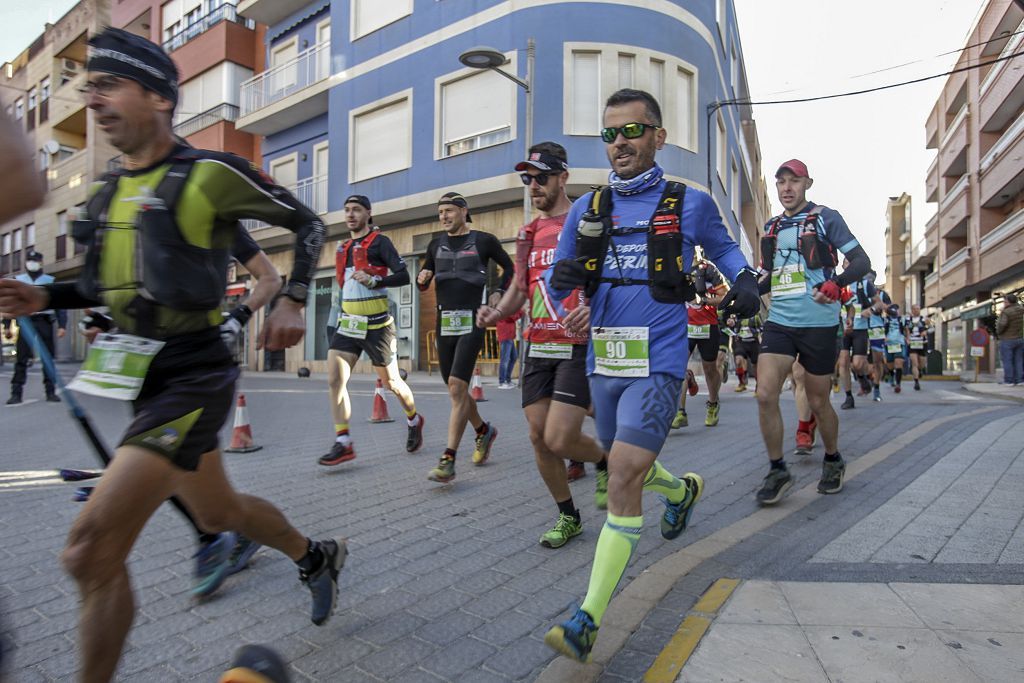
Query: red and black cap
515 150 569 173
775 159 810 178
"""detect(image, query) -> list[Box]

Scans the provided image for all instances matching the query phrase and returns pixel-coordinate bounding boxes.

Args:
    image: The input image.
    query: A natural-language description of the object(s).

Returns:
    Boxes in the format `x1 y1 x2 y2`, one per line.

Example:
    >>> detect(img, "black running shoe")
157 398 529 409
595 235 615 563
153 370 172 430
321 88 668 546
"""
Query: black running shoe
300 538 347 626
756 466 792 505
318 442 355 466
818 456 846 494
406 414 424 453
841 394 855 410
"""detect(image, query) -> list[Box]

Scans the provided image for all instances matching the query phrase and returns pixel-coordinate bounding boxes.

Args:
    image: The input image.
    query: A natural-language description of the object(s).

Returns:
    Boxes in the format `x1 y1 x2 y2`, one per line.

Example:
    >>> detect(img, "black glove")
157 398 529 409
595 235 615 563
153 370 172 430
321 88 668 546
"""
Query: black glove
79 311 114 334
550 259 589 291
718 269 761 318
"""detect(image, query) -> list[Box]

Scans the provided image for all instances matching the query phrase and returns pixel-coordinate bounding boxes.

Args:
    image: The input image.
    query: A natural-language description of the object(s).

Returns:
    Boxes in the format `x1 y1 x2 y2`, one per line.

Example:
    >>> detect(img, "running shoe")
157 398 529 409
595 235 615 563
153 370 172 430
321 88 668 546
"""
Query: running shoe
914 379 921 391
428 454 456 483
817 456 846 494
545 606 598 662
858 376 872 395
300 538 347 626
686 369 698 396
872 386 882 402
841 394 855 410
226 534 262 576
734 383 747 393
219 644 290 683
894 384 902 394
193 531 236 598
671 409 688 429
832 377 840 393
704 401 720 427
566 461 585 482
756 466 793 505
594 468 608 510
540 513 583 548
794 429 813 455
660 473 704 540
472 423 498 464
406 414 425 453
45 392 61 403
318 442 356 466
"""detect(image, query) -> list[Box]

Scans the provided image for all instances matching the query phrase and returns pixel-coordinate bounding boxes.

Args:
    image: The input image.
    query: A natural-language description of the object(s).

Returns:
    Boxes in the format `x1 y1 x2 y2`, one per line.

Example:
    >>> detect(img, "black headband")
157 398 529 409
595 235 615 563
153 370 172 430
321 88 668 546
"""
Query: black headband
88 27 179 106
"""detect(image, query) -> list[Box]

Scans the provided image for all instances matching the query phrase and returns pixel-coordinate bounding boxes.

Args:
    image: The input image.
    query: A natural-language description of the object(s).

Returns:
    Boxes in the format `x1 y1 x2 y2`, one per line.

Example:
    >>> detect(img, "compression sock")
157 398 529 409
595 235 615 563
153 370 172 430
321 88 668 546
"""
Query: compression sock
895 369 903 385
557 498 580 522
642 461 690 505
737 367 746 383
295 539 324 572
334 423 351 446
580 513 642 626
797 419 813 434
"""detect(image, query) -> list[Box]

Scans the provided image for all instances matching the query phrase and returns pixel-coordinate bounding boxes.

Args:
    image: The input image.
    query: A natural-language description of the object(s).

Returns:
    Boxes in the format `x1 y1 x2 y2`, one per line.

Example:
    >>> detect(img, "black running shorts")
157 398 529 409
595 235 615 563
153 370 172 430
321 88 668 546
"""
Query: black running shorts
688 325 721 363
330 322 397 367
760 322 840 376
733 338 760 363
435 322 485 384
845 329 869 356
520 343 590 409
121 363 239 471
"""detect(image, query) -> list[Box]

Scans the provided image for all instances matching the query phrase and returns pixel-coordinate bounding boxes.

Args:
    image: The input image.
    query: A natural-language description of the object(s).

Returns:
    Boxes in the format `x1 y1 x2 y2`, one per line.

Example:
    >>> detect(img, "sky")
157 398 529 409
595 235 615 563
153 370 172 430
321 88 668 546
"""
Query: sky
3 0 990 284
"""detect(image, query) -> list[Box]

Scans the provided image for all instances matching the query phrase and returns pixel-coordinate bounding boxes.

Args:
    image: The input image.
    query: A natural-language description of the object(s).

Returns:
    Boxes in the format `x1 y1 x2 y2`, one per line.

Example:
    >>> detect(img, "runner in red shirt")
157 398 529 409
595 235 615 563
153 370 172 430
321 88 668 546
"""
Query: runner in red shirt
671 259 727 428
478 142 608 549
496 310 523 388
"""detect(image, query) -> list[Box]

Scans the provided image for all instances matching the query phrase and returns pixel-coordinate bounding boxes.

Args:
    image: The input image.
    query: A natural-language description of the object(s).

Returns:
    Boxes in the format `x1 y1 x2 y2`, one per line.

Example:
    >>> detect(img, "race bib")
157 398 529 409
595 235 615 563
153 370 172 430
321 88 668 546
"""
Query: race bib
592 327 649 377
687 324 711 339
68 334 165 401
440 310 473 336
868 327 884 341
338 313 368 339
529 342 574 360
739 326 754 340
887 342 903 354
909 337 925 349
771 264 806 299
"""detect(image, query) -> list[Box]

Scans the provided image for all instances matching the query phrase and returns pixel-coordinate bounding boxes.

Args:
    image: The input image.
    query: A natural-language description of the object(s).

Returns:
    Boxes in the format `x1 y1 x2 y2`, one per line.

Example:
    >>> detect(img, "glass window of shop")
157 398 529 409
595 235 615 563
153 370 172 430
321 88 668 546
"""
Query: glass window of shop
305 271 337 361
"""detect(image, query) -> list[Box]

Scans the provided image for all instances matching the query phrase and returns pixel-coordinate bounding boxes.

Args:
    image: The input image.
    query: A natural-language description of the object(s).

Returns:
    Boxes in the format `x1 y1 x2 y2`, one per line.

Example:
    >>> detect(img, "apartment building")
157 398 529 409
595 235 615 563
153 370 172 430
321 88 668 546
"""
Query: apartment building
0 0 116 360
884 193 915 308
910 0 1024 373
236 0 772 373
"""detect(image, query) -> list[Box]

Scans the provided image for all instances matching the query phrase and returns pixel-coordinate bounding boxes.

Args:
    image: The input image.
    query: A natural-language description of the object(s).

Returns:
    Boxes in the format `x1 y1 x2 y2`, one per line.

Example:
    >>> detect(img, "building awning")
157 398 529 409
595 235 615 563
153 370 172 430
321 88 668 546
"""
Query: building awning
226 283 248 297
268 1 329 42
960 303 993 320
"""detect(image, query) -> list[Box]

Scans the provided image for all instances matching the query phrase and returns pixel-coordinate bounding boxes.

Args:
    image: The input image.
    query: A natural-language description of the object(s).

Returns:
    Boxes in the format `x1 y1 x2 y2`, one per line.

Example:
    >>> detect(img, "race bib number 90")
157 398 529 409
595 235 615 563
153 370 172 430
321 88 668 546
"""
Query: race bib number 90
592 326 649 377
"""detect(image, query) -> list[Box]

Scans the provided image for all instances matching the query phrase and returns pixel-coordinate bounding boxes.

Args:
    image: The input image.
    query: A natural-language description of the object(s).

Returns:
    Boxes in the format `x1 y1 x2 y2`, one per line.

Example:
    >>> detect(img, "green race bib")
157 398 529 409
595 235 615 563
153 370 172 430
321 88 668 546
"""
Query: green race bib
739 326 754 340
869 327 884 341
338 313 368 339
592 326 649 377
529 342 574 360
68 334 165 401
440 309 473 336
687 324 711 339
771 264 807 299
887 342 903 354
909 337 925 349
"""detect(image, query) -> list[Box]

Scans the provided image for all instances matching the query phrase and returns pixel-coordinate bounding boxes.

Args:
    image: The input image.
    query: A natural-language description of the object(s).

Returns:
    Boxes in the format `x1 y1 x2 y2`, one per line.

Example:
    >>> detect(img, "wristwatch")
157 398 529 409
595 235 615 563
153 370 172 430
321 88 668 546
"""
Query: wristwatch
280 281 309 304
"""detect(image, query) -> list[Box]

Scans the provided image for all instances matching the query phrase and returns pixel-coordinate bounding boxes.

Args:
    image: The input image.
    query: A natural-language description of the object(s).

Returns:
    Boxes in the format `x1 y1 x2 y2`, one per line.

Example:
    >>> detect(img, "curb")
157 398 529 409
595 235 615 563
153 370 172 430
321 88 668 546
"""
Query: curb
961 384 1024 405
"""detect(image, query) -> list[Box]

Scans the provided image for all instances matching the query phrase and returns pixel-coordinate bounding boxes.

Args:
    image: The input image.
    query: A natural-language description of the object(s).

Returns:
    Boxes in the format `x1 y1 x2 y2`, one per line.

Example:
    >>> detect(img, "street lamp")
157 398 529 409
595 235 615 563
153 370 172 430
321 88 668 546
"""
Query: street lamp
458 40 535 224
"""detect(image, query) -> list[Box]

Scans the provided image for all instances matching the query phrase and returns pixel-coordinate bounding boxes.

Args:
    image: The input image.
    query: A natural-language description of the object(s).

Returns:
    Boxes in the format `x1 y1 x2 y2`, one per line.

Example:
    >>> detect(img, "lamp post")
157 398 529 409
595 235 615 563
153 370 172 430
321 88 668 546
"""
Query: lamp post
458 39 535 224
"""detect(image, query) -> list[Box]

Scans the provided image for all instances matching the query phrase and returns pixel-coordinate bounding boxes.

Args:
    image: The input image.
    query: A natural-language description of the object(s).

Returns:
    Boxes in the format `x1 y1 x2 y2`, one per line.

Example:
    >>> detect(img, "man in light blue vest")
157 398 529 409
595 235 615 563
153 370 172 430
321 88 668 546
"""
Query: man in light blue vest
3 250 66 404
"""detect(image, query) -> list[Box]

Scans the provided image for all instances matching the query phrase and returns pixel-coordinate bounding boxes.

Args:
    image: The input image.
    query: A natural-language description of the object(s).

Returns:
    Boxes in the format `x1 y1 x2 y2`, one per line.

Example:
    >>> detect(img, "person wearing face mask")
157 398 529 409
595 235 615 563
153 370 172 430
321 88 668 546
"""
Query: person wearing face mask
3 250 67 404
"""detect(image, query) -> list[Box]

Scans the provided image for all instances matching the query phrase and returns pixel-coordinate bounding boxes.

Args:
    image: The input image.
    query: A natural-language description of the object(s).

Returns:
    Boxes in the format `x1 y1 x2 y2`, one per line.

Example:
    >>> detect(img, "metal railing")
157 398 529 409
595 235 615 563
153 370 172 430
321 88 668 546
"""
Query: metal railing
940 103 968 149
980 110 1024 174
163 4 255 53
240 174 329 232
980 18 1024 96
173 103 240 138
240 40 331 116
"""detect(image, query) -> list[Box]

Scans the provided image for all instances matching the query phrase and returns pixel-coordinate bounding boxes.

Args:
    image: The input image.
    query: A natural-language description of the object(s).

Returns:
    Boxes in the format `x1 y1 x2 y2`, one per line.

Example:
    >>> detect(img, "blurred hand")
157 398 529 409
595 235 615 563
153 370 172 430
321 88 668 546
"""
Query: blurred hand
477 305 502 328
57 327 66 339
563 305 590 336
258 299 305 351
0 280 47 318
417 269 433 286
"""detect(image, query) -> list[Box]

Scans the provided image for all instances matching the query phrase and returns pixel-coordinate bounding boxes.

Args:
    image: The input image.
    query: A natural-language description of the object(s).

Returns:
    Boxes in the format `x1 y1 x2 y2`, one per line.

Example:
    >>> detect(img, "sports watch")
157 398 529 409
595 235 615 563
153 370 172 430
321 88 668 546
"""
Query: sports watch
279 280 309 304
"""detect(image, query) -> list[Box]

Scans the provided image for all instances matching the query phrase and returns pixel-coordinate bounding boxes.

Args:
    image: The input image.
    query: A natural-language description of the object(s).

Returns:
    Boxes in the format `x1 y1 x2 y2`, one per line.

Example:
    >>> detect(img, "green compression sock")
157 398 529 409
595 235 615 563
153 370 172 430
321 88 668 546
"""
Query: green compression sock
642 461 689 504
580 513 642 626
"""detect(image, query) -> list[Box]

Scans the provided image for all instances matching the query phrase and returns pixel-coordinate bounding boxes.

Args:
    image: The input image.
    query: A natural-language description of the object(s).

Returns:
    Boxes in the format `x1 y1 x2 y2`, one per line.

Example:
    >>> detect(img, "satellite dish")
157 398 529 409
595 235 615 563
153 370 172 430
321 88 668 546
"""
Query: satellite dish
43 139 60 155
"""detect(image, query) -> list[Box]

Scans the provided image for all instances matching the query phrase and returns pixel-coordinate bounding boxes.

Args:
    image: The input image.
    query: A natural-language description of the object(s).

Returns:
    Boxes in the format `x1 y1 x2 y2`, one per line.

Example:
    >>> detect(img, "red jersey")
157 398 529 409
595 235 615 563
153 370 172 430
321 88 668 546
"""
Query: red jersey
496 310 522 342
686 284 725 326
515 215 587 344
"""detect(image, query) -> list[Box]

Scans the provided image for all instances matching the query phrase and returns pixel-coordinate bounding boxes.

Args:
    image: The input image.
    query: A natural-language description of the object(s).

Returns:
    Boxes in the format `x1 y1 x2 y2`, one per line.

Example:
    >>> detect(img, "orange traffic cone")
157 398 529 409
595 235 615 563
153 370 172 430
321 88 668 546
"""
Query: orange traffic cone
225 394 262 453
470 367 487 402
369 378 394 423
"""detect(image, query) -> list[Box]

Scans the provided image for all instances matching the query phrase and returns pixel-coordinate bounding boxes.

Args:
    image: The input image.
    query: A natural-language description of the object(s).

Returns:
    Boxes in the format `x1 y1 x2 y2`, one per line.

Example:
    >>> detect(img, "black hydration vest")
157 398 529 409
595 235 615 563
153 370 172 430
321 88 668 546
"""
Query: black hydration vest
72 148 231 313
433 231 488 288
574 181 695 304
760 205 838 273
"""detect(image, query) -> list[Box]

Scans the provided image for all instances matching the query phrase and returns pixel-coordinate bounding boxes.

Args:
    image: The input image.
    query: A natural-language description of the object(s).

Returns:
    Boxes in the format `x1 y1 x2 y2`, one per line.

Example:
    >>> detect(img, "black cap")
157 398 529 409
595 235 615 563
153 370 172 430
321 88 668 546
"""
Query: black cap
438 191 472 223
515 150 569 173
344 195 371 211
87 27 179 107
26 250 43 262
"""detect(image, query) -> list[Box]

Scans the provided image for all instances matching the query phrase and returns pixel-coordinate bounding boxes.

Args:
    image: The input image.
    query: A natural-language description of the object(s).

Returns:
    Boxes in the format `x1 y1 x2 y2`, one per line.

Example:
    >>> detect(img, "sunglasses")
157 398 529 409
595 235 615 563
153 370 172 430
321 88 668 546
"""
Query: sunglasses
520 172 556 186
600 122 660 143
78 75 128 99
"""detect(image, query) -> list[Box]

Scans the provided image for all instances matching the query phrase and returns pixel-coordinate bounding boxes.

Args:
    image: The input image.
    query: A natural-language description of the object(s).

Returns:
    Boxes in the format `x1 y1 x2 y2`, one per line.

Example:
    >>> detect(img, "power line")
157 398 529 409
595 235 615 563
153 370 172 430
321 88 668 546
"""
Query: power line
851 28 1023 80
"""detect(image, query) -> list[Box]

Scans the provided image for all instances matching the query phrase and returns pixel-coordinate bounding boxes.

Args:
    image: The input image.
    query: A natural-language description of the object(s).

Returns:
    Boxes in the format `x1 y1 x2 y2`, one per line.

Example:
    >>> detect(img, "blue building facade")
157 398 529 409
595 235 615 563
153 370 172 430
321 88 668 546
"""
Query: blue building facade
236 0 770 371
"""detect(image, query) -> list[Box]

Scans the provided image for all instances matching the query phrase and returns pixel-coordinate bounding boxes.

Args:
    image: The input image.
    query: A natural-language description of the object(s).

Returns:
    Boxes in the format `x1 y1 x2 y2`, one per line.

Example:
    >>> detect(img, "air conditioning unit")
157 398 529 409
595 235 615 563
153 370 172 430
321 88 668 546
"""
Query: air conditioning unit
62 59 80 72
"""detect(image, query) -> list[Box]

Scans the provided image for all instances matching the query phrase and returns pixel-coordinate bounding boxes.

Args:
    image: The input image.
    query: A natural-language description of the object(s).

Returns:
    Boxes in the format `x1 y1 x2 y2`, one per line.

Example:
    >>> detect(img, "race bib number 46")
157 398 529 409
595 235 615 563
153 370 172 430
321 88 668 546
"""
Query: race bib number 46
593 327 649 377
440 310 473 336
68 334 165 401
771 264 807 299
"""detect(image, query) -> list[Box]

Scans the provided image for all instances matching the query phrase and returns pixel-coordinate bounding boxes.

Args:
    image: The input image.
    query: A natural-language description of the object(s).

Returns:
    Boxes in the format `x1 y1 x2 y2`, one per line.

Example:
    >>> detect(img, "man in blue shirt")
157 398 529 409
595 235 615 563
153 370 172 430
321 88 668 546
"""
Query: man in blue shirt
542 89 760 663
754 159 871 505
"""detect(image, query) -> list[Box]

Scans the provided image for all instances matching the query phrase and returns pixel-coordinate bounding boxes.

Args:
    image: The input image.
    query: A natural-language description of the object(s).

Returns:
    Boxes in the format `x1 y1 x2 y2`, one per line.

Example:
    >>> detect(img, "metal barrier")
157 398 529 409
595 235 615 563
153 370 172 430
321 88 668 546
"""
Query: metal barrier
425 328 499 375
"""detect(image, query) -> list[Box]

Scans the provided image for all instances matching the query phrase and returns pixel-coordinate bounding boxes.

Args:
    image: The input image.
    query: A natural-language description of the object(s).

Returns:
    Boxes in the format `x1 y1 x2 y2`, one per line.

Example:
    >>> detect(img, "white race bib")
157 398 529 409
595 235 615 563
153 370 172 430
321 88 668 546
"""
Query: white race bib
68 334 165 401
687 324 711 340
771 264 807 299
338 313 368 339
440 310 473 336
529 342 574 360
592 327 649 377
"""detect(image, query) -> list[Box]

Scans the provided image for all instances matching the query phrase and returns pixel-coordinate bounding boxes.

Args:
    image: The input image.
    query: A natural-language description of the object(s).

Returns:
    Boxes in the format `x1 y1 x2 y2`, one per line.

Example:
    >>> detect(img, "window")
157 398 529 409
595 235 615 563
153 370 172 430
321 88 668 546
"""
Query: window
730 43 739 97
716 114 726 186
28 88 37 110
649 59 665 107
731 157 740 220
74 203 86 254
618 54 635 89
439 68 515 158
269 38 299 96
161 0 203 43
352 0 411 40
26 224 35 250
570 52 601 135
13 228 22 253
0 233 9 274
12 228 22 271
310 141 329 214
268 154 298 189
674 67 694 150
56 210 67 260
316 18 331 80
350 91 412 182
39 149 50 171
14 98 23 120
40 77 50 102
176 63 253 123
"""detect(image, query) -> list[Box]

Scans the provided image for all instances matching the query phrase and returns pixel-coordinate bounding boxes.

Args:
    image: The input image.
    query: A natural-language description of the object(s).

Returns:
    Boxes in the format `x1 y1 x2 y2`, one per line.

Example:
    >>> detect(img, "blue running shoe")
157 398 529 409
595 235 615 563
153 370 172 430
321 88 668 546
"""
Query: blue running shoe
226 534 262 576
660 473 704 540
300 538 347 626
544 605 599 662
193 531 236 598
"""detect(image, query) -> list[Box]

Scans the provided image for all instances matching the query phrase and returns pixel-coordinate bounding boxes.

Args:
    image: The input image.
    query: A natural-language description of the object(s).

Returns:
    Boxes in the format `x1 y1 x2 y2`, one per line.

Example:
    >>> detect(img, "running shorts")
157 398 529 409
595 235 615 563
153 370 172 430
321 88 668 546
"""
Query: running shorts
435 320 486 384
330 322 397 367
760 322 840 376
520 343 590 409
733 338 760 363
846 329 869 356
589 373 682 454
687 325 721 363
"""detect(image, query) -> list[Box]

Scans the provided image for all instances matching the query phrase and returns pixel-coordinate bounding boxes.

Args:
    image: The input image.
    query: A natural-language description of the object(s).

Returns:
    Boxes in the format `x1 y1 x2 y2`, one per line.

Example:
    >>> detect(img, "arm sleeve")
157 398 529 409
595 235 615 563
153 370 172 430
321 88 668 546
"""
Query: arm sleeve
544 195 587 301
834 244 871 287
375 237 410 288
482 233 514 291
231 225 262 264
196 153 325 288
693 191 752 282
45 282 103 310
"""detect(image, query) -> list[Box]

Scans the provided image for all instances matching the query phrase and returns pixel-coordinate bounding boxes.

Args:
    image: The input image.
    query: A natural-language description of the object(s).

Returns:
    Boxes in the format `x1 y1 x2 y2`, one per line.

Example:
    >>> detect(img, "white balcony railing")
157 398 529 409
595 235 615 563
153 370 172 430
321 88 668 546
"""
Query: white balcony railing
980 18 1024 97
240 41 331 116
240 174 328 232
912 238 928 262
980 110 1024 174
940 102 969 149
940 173 969 211
173 103 239 138
162 4 255 53
980 207 1024 252
943 246 971 271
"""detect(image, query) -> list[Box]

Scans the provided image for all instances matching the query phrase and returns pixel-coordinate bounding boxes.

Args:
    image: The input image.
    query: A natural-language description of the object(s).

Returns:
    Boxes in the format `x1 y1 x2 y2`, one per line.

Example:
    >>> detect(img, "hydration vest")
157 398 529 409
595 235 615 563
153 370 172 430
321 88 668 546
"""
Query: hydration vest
72 147 230 312
760 205 837 273
433 231 487 288
336 229 389 287
575 182 695 304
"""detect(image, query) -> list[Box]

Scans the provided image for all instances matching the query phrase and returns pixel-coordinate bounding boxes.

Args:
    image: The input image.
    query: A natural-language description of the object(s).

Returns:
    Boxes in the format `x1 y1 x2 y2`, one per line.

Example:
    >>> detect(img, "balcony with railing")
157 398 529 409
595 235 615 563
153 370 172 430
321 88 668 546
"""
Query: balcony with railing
46 148 87 192
163 4 255 53
979 207 1024 283
979 18 1024 131
926 155 939 202
237 0 309 27
242 175 328 233
939 103 969 177
939 174 970 237
173 103 240 139
939 246 972 300
236 41 332 136
907 231 937 273
924 270 940 306
979 111 1024 207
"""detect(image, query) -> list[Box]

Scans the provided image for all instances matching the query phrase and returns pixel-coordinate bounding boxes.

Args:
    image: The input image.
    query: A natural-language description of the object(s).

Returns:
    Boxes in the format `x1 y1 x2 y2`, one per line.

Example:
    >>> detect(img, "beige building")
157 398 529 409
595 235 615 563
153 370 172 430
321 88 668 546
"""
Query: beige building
884 193 915 308
909 0 1024 373
1 0 116 360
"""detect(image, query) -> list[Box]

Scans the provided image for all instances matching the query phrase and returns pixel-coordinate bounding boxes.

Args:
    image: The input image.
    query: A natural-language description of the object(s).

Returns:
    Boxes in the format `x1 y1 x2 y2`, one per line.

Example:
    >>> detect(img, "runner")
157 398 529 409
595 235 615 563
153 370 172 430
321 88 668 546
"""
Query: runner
904 304 928 390
318 195 423 466
496 307 523 388
753 158 871 505
417 192 513 483
728 310 762 392
541 89 761 662
672 259 726 428
867 280 891 401
792 361 817 456
845 265 880 406
478 141 608 549
884 303 906 393
0 29 343 681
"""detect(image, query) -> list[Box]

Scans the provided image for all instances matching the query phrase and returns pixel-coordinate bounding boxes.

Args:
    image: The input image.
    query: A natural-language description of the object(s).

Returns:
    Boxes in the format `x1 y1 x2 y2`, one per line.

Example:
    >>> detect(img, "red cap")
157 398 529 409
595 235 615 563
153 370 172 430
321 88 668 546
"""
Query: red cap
775 159 810 178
